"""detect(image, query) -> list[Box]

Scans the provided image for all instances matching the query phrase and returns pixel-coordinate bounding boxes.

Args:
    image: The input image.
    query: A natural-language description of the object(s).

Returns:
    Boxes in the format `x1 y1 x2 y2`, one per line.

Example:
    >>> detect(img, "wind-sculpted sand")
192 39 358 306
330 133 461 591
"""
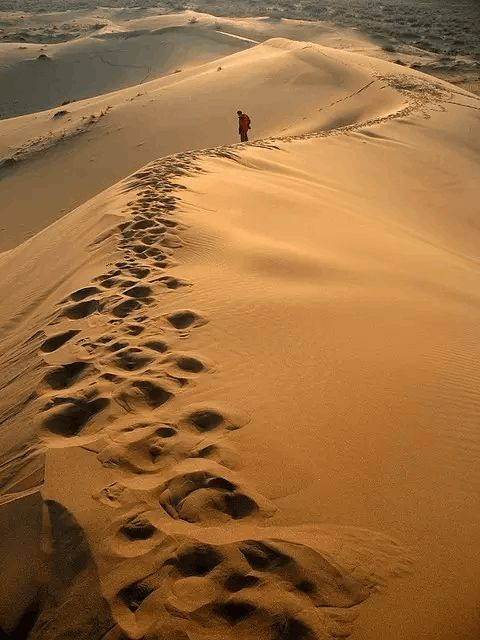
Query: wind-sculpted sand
0 144 411 640
0 14 479 640
1 9 477 249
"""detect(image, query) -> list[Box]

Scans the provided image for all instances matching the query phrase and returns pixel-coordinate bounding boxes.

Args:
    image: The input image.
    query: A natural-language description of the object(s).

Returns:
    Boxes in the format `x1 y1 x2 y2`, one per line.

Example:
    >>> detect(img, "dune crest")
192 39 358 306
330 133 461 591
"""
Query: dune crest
3 17 475 251
0 145 410 640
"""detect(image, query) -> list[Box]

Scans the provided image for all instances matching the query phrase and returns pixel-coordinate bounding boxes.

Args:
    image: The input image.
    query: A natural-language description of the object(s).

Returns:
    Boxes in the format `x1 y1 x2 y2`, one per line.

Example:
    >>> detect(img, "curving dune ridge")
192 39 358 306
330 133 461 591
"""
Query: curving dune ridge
0 19 480 640
0 12 437 252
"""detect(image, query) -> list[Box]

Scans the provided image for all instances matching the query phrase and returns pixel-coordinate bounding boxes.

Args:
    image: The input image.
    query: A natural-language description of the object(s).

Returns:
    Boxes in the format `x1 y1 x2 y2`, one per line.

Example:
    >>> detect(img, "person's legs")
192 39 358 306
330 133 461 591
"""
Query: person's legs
240 131 248 142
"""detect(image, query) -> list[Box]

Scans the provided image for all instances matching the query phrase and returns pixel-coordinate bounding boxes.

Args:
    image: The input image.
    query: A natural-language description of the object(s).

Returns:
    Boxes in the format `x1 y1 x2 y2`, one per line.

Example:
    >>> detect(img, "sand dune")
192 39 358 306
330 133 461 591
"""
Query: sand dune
1 8 458 253
0 13 256 120
0 10 385 121
1 21 479 637
0 32 431 252
0 39 402 249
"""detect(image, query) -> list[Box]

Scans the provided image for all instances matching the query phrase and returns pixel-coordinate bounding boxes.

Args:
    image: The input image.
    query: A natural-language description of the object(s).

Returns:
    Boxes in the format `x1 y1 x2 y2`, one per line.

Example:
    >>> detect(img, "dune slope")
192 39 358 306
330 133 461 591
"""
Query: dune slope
0 14 256 120
0 35 418 252
0 8 413 121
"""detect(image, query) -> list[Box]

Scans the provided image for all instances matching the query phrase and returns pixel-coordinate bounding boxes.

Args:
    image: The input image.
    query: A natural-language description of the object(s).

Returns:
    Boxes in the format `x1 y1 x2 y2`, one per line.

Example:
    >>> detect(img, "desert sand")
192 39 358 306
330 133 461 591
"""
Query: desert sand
1 9 477 250
1 8 480 640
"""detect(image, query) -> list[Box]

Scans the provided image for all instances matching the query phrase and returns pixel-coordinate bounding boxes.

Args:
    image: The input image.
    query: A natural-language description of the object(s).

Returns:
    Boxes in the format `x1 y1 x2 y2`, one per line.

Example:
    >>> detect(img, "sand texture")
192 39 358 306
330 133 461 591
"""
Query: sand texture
1 9 480 640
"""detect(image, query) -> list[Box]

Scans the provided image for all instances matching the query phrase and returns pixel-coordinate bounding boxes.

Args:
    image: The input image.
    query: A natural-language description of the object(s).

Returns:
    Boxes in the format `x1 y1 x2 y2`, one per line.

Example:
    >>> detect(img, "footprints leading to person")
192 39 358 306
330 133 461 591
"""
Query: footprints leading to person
38 301 213 440
37 194 207 441
30 148 407 640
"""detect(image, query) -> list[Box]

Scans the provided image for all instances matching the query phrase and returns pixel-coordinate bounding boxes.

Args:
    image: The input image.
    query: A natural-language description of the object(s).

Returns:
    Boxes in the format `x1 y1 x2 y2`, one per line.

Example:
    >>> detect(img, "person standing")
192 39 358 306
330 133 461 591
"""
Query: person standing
237 110 251 142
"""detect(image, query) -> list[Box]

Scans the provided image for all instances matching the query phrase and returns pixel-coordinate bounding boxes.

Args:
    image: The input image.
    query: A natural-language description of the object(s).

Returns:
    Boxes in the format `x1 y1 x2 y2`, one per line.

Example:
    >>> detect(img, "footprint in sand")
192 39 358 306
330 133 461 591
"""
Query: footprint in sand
105 346 154 372
123 285 152 301
126 323 145 336
41 394 110 437
163 353 207 376
180 406 248 433
127 266 151 279
62 298 101 320
166 310 207 331
99 423 195 474
42 361 93 390
152 275 191 290
40 329 80 353
158 470 259 523
111 298 142 318
142 339 168 353
98 421 239 474
111 533 370 640
68 286 102 302
115 379 174 412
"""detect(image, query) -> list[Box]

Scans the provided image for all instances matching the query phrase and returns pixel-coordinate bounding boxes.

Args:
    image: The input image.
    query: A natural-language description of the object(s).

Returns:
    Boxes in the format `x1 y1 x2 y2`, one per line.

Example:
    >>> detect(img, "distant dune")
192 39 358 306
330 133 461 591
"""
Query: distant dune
2 0 479 93
0 7 479 640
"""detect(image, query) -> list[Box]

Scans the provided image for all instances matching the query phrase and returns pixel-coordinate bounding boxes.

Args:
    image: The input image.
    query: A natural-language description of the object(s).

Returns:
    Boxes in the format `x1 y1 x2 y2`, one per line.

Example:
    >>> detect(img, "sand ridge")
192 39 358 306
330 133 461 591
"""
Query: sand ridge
0 34 441 252
0 146 410 639
0 11 378 120
1 10 477 251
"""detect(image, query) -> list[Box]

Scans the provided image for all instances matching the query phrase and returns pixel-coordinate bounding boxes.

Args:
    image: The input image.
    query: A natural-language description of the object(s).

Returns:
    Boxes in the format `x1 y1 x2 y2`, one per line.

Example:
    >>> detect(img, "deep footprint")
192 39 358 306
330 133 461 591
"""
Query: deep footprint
187 410 224 432
43 397 109 437
166 310 205 330
112 527 369 639
158 276 189 290
159 471 258 523
43 362 92 390
143 340 168 353
119 581 154 613
40 329 80 353
117 381 173 411
112 299 141 318
63 299 100 320
70 286 102 302
166 355 205 374
128 266 150 279
109 348 153 371
173 544 223 577
120 516 157 541
124 285 152 300
126 324 145 336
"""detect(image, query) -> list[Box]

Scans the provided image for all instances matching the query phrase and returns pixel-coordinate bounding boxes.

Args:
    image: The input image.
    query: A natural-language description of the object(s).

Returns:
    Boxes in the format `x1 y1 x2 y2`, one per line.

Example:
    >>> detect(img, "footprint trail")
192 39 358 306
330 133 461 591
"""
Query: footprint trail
28 148 410 640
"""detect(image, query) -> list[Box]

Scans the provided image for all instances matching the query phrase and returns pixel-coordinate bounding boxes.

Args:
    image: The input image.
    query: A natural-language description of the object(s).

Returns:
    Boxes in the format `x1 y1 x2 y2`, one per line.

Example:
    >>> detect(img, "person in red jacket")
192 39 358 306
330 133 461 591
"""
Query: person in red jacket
237 110 251 142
